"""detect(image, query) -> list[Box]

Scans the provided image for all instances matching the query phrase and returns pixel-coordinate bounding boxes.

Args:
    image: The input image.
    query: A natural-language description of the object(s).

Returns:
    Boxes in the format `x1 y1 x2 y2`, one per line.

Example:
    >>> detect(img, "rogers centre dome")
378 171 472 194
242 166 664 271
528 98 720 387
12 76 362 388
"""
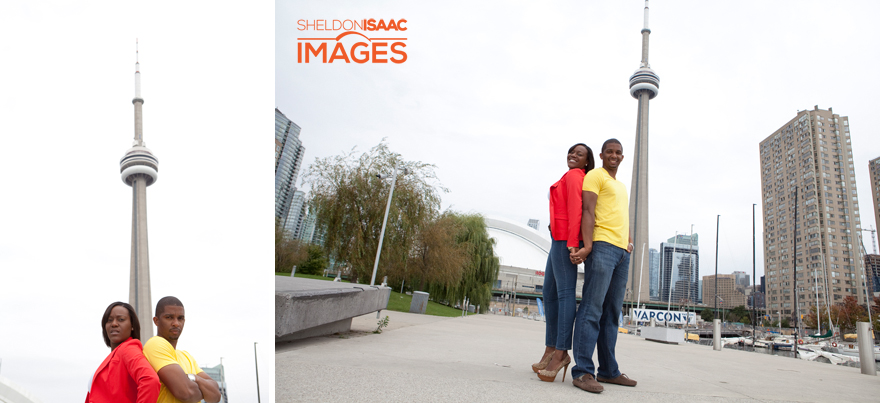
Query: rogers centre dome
484 217 551 272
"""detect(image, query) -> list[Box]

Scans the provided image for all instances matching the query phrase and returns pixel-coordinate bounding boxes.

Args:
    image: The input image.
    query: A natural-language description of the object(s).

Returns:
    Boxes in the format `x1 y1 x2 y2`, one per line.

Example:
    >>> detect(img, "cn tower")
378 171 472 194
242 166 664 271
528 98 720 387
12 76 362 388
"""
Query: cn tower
628 1 659 304
120 43 158 341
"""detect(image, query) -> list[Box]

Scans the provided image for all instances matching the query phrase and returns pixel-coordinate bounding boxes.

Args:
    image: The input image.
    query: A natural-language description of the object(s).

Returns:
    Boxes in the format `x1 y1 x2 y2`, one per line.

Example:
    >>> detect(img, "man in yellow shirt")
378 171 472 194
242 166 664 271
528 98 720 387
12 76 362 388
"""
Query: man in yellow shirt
569 139 637 393
143 296 221 403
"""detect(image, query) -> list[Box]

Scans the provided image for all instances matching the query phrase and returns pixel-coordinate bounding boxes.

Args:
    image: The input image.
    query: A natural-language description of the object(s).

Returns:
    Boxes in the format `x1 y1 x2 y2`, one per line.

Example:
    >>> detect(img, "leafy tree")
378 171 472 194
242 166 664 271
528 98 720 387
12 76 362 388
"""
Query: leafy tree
781 318 790 328
700 308 714 322
836 296 868 334
426 213 499 313
408 211 468 291
276 220 307 273
302 141 445 283
298 244 329 275
730 305 750 324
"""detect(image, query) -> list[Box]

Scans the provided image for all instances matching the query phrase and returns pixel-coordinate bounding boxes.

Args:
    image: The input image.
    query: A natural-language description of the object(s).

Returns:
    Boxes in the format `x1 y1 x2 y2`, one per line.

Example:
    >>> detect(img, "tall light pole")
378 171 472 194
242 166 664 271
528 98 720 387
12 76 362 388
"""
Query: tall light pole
254 342 261 403
371 167 409 286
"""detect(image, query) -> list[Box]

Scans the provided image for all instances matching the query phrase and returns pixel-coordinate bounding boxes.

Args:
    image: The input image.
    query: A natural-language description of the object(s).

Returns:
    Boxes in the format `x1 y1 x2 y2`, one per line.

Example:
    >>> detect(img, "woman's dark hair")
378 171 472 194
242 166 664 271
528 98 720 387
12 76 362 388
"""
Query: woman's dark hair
568 143 595 173
101 301 141 347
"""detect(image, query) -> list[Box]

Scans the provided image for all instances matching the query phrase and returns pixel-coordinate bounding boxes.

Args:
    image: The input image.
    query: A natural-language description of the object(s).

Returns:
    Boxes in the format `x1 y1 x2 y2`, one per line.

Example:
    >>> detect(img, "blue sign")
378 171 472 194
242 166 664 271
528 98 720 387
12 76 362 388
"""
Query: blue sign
536 298 544 318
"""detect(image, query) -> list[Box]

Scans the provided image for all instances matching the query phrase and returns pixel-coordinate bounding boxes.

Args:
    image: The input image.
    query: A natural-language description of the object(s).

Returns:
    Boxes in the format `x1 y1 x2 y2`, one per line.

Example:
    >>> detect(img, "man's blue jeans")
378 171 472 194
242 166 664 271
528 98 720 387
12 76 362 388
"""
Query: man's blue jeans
571 241 630 379
542 239 579 350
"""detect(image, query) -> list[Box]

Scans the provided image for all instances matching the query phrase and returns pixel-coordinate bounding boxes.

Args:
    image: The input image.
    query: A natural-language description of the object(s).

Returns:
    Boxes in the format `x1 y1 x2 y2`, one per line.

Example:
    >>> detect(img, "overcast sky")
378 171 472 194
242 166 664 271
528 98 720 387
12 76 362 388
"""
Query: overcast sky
277 1 880 286
0 2 272 402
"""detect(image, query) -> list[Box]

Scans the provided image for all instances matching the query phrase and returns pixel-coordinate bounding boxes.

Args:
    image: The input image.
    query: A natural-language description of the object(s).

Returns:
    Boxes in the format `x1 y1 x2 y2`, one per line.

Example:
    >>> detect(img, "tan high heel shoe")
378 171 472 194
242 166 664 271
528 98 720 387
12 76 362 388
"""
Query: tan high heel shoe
531 352 554 373
537 355 571 382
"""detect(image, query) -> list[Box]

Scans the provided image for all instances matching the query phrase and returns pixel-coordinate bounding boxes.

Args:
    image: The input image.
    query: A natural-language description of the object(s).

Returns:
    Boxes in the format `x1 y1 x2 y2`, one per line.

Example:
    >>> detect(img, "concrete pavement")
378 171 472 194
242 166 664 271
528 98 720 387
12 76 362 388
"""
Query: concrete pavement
276 311 880 402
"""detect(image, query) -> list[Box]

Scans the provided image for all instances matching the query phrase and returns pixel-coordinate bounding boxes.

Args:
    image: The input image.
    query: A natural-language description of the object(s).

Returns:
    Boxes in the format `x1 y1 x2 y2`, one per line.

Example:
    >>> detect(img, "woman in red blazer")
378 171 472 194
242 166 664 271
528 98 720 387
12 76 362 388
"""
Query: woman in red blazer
85 302 160 403
534 143 594 382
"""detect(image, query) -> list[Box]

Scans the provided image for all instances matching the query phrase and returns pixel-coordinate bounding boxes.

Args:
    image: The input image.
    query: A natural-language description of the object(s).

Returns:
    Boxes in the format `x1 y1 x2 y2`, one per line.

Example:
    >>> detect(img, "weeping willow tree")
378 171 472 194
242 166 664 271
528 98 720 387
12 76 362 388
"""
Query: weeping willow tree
408 212 468 292
301 140 445 283
427 213 499 313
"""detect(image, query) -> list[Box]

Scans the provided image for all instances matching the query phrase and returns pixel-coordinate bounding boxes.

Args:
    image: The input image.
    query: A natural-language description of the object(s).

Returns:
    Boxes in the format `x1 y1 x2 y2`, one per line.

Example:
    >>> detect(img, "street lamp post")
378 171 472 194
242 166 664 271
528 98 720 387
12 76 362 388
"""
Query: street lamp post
371 167 409 286
254 342 261 403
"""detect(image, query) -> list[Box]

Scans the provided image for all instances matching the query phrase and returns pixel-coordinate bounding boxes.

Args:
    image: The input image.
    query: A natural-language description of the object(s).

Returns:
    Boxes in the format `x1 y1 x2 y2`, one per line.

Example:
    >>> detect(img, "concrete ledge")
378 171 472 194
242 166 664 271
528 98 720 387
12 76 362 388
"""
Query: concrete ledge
275 276 390 342
642 326 685 344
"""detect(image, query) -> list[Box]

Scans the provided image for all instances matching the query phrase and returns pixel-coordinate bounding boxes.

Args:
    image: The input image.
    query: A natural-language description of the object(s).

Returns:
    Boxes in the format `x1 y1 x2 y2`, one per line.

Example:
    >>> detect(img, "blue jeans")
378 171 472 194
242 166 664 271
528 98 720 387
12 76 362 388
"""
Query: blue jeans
542 239 580 350
571 241 630 379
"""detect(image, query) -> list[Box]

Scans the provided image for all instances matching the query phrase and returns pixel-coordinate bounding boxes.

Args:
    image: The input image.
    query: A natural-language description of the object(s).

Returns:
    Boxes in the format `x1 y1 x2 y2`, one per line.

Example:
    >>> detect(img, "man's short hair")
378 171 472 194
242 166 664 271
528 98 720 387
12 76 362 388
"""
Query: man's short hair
155 296 184 317
601 138 622 153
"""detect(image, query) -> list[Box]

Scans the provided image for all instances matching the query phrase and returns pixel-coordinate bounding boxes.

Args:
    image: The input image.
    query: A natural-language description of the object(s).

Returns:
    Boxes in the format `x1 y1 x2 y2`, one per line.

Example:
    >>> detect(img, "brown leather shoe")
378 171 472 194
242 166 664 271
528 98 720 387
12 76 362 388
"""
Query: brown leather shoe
597 373 637 387
572 374 604 393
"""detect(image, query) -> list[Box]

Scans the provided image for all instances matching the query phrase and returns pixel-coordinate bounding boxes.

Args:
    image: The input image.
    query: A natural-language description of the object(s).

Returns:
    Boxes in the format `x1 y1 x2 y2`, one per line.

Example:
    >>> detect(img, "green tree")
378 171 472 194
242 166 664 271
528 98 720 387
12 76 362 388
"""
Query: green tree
426 213 499 313
302 141 445 283
700 308 714 322
298 244 329 275
276 220 307 273
408 211 468 291
730 305 750 324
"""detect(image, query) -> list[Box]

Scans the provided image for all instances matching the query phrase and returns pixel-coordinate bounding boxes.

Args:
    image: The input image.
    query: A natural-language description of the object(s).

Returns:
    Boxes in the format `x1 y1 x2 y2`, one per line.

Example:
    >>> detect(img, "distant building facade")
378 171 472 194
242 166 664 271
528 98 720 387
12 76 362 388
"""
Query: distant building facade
275 108 306 231
870 156 880 251
659 234 699 304
866 254 880 294
649 248 660 301
759 106 867 319
702 274 748 310
200 363 227 403
527 219 540 231
732 271 750 290
284 190 306 237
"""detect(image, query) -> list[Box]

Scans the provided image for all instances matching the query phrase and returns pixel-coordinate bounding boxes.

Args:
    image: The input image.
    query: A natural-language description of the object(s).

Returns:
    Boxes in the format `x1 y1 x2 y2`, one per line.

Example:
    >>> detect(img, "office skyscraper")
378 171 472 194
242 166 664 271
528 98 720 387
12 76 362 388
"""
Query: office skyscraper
120 47 157 341
275 108 306 232
627 0 659 303
648 248 660 301
759 106 867 321
658 234 699 304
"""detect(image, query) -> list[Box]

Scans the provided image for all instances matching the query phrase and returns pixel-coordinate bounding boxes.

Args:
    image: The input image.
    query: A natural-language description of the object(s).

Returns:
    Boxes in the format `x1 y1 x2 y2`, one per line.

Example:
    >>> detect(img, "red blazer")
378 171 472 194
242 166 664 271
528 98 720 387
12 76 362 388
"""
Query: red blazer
549 168 585 247
85 337 160 403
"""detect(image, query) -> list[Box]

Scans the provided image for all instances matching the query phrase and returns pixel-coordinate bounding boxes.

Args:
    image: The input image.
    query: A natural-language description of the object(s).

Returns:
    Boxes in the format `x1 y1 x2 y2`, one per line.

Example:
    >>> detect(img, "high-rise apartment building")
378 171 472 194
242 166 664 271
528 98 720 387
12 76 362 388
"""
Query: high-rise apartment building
759 106 866 321
870 156 880 250
284 190 307 237
649 248 660 301
275 108 306 230
658 234 699 304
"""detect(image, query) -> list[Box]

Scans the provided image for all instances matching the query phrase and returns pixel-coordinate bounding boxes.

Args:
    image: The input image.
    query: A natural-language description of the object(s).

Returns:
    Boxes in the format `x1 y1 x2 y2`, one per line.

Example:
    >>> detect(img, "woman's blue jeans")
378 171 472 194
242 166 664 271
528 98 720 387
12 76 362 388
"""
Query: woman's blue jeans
542 239 579 351
571 241 630 379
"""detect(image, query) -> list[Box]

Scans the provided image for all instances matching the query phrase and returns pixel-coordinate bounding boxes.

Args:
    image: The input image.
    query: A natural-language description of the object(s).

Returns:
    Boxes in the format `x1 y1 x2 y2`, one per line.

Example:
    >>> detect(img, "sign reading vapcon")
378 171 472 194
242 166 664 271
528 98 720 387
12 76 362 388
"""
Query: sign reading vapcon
632 309 697 325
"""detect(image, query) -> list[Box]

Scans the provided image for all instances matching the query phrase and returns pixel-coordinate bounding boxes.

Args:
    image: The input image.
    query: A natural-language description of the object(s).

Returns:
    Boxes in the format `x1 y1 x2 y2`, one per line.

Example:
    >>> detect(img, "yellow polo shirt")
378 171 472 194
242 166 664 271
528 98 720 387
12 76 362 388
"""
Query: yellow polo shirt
582 167 629 249
143 336 204 403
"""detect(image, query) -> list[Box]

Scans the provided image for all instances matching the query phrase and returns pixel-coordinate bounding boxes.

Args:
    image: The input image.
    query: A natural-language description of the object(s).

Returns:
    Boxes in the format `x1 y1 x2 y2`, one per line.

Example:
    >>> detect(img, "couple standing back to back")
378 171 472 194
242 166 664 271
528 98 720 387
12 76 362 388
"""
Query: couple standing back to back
86 296 221 403
533 139 637 394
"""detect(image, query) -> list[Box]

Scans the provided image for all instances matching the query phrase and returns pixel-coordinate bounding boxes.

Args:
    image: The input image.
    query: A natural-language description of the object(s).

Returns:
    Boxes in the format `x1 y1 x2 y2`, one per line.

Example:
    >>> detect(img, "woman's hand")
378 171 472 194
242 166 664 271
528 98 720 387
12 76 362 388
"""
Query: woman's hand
569 245 590 264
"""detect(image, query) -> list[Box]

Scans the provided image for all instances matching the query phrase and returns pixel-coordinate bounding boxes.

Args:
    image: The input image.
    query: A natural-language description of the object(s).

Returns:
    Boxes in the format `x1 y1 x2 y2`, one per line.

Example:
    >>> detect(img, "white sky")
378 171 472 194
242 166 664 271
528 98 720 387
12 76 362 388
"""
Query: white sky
0 2 273 402
277 1 880 288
